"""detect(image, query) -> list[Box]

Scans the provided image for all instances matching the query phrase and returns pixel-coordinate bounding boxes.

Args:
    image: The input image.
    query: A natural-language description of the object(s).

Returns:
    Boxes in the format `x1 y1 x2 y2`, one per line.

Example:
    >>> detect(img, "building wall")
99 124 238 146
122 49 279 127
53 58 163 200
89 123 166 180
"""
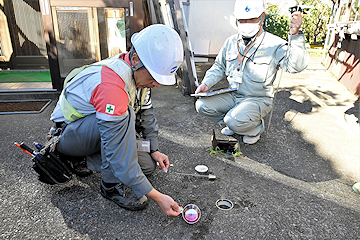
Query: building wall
185 0 237 57
0 0 49 69
326 33 360 96
183 0 297 58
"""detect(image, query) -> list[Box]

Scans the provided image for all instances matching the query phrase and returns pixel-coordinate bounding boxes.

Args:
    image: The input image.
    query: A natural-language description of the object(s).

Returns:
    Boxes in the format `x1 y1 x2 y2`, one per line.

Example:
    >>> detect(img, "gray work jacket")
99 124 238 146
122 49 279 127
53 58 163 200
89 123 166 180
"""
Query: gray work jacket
202 30 309 101
51 57 158 197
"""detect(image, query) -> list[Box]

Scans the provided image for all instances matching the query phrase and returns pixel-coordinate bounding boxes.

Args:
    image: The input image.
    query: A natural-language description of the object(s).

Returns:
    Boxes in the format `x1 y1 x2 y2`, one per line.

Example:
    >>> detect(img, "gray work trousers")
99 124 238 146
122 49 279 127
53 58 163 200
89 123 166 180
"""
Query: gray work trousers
55 113 157 176
195 92 272 136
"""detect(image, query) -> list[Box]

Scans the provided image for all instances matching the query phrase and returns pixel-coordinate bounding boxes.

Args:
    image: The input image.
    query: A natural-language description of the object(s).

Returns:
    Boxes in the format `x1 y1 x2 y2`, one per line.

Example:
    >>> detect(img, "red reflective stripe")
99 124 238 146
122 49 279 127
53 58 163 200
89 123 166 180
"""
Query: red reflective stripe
90 66 129 116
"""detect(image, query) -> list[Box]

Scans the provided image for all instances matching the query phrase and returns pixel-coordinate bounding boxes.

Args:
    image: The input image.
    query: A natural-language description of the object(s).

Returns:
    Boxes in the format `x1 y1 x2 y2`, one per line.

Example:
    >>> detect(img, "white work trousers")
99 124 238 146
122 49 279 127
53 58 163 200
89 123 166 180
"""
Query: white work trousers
195 92 272 136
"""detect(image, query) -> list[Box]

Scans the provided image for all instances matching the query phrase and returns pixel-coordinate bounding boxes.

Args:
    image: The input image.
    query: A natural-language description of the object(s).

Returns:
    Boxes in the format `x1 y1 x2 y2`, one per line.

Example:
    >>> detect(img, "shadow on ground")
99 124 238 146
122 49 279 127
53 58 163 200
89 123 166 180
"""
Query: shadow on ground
1 75 360 239
234 87 339 183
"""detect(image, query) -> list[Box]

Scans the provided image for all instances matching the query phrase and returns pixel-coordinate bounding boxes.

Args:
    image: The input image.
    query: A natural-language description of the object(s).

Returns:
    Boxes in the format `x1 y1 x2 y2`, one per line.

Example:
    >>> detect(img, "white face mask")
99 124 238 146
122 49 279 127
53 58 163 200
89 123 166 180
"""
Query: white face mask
237 21 261 38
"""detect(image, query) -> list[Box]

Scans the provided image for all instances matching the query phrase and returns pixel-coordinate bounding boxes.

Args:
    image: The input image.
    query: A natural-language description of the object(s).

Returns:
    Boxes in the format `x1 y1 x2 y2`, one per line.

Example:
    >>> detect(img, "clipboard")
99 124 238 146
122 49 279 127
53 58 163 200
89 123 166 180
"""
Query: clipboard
191 86 238 97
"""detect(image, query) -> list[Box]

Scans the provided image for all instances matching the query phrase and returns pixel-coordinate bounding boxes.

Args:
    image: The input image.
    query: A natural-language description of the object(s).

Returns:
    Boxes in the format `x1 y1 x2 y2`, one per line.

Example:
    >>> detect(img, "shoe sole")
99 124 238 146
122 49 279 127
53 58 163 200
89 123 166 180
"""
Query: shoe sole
222 132 234 136
243 136 260 144
100 191 148 211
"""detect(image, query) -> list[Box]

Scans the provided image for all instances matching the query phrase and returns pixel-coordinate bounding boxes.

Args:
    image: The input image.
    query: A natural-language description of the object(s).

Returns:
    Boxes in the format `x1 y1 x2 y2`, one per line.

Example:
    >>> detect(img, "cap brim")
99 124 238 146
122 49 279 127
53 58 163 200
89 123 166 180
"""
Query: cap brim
234 12 263 19
148 68 176 85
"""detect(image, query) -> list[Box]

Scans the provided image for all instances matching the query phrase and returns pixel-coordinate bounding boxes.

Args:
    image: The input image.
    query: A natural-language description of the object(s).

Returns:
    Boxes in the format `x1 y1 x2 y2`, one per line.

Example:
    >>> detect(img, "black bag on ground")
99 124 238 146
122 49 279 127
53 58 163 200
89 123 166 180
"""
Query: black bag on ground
32 149 73 185
15 142 73 185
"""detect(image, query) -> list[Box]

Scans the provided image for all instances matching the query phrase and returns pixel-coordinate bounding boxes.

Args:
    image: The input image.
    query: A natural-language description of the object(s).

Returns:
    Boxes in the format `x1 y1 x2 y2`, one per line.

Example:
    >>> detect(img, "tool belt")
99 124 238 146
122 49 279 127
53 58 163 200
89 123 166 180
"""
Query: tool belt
14 141 73 185
15 122 75 185
32 145 73 185
35 122 73 184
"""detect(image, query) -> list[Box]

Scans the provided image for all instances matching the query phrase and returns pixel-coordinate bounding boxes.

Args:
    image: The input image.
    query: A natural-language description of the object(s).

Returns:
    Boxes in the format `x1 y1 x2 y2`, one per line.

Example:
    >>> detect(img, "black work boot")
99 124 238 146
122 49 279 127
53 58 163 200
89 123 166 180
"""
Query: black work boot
100 181 148 211
70 158 93 177
58 153 93 177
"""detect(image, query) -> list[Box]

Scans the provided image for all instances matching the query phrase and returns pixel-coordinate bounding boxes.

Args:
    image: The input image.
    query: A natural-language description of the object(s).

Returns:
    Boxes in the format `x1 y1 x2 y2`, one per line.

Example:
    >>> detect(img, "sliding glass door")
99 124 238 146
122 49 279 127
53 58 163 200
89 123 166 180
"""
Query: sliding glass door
52 6 129 78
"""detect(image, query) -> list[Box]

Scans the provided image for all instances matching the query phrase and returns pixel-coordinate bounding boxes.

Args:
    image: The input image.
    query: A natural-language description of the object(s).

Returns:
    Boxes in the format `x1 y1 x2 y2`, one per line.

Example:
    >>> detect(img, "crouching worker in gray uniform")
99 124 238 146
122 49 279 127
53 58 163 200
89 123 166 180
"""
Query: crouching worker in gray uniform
48 24 184 216
195 0 309 144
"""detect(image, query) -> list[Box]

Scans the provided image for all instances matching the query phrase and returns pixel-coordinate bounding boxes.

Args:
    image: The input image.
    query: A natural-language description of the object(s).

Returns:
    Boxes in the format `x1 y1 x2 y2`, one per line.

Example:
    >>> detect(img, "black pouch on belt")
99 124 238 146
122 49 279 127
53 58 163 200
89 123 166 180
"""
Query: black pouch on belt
32 148 73 185
16 142 73 185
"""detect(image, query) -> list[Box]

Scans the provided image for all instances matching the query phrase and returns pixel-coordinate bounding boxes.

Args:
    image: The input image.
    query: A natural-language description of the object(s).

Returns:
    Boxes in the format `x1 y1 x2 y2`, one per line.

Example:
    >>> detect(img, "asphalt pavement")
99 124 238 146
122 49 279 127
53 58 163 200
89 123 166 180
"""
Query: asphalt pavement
1 57 359 239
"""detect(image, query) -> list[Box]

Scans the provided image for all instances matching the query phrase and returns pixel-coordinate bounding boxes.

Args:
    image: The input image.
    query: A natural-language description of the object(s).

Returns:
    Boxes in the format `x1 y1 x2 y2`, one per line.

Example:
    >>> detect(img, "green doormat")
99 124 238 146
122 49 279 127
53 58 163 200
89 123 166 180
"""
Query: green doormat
0 99 52 114
0 71 51 83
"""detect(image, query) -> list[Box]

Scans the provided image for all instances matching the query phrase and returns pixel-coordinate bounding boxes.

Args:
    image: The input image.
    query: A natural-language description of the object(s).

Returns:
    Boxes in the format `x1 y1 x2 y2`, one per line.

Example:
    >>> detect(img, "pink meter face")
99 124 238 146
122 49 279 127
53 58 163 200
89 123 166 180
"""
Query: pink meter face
182 204 201 224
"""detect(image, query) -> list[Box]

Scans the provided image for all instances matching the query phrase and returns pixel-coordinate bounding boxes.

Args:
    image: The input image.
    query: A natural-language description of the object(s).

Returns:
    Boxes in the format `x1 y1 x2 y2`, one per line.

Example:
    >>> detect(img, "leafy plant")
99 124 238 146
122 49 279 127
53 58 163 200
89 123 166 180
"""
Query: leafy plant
264 1 332 44
208 146 226 156
208 145 243 157
301 0 332 44
232 143 243 157
264 4 290 41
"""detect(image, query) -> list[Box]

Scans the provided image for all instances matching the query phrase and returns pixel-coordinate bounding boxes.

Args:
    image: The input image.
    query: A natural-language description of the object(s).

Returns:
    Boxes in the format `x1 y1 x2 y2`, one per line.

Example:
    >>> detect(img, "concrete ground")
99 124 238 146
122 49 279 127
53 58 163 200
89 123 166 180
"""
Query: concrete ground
0 57 359 239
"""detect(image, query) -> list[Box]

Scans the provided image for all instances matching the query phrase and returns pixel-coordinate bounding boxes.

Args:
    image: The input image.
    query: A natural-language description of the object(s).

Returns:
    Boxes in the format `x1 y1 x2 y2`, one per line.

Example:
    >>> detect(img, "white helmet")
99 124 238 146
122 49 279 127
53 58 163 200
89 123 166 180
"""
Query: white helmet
131 24 184 85
233 0 266 19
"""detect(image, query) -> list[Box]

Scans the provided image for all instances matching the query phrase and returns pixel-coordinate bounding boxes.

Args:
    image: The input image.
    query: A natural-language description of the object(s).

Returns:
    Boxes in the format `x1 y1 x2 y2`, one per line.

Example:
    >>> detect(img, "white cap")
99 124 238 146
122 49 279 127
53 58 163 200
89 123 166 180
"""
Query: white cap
131 24 184 85
233 0 266 19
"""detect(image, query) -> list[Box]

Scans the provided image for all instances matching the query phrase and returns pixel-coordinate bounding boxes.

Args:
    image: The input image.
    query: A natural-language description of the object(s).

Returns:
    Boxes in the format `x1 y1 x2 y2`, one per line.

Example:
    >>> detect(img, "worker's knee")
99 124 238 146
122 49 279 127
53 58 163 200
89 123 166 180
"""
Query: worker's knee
195 99 218 116
141 160 157 176
137 151 157 176
195 99 205 114
224 115 259 134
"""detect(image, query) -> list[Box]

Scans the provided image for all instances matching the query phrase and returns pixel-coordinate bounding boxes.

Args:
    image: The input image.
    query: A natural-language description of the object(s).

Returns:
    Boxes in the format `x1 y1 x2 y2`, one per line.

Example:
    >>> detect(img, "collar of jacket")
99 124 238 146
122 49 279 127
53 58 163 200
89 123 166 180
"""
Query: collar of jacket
121 51 138 88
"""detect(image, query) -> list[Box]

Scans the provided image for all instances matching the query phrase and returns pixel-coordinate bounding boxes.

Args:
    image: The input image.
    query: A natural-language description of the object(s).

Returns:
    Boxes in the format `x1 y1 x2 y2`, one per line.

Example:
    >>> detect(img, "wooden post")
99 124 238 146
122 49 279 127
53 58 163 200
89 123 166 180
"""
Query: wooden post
39 0 62 91
168 0 197 95
130 0 145 36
